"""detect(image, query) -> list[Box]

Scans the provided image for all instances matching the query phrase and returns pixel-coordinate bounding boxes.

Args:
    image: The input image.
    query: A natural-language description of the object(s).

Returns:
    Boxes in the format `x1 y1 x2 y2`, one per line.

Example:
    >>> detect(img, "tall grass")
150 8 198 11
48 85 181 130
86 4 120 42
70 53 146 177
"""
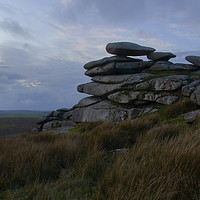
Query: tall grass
1 110 200 199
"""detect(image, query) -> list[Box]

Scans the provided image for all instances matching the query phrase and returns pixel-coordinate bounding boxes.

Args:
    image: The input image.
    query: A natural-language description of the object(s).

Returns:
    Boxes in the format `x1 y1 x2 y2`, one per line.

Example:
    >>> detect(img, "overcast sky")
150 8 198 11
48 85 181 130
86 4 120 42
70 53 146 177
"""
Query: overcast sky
0 0 200 110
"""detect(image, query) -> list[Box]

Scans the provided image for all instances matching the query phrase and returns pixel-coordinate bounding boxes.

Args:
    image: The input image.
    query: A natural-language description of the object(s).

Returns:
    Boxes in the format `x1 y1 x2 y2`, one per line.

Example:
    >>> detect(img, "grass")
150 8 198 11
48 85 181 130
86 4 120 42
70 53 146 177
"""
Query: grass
1 103 200 199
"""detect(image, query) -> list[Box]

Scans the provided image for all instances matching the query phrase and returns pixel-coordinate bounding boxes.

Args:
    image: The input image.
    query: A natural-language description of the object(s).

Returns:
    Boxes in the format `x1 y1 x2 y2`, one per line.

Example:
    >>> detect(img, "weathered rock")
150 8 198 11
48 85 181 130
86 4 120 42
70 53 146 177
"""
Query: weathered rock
77 96 102 107
78 73 152 96
42 120 72 131
85 61 153 77
182 80 200 97
148 61 173 71
174 63 198 71
52 111 65 118
115 61 153 73
184 110 200 123
156 95 179 105
142 107 159 114
77 82 124 96
108 91 140 104
185 56 200 67
190 85 200 105
106 42 155 56
92 73 152 84
136 75 189 91
149 61 196 71
142 92 168 102
63 110 73 120
72 100 152 123
138 91 178 104
147 52 176 61
85 63 115 77
83 56 142 70
72 101 127 122
36 116 50 125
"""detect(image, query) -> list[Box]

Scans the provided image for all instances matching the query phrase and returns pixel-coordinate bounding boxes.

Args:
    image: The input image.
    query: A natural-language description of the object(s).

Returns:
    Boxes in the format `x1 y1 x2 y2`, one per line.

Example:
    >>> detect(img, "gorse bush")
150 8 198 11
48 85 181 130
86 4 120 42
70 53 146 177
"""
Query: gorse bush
1 108 200 199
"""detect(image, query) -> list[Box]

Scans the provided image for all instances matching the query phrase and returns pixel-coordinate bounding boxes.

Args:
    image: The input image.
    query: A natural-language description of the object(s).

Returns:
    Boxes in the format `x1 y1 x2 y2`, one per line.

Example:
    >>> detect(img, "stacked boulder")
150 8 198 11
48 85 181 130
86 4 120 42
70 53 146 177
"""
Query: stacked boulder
37 42 200 131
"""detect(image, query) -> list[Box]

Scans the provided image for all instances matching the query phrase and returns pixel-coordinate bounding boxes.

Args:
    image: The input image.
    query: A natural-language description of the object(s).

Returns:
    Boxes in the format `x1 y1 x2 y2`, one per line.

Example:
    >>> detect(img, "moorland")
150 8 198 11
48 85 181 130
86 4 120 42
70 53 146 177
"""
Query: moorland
0 101 200 199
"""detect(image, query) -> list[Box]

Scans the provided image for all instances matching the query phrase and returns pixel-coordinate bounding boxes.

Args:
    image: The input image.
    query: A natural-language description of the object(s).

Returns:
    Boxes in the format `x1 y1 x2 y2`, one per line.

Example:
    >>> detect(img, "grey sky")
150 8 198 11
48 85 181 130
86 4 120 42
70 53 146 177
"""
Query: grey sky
0 0 200 110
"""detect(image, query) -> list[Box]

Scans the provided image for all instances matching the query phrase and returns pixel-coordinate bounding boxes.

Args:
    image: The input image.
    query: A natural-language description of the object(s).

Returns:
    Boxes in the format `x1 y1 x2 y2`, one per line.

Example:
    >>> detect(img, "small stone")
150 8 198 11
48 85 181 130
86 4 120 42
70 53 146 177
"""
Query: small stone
106 42 155 56
184 110 200 123
156 95 179 105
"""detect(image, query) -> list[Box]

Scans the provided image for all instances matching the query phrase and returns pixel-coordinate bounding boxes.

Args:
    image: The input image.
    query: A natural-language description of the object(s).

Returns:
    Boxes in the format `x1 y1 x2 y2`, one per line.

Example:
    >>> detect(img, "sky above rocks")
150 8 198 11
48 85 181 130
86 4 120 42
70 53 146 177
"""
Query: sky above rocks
0 0 200 110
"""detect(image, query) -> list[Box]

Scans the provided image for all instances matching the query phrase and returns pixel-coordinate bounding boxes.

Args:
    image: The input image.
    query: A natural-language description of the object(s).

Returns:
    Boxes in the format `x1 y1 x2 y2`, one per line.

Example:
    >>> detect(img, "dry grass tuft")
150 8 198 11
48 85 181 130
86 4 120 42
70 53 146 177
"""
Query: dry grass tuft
164 98 199 119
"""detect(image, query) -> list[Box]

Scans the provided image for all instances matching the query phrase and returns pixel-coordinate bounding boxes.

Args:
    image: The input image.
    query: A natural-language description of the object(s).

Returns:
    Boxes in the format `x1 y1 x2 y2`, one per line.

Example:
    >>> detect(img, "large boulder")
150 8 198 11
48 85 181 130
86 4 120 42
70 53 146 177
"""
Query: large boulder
83 56 141 70
72 100 153 123
77 82 124 96
106 42 155 56
147 52 176 61
78 73 151 96
185 56 200 67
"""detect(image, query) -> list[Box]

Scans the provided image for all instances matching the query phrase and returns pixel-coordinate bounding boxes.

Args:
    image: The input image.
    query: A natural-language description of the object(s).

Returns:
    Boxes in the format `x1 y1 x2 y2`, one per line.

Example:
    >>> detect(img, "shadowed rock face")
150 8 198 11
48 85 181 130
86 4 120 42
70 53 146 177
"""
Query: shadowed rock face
37 42 200 131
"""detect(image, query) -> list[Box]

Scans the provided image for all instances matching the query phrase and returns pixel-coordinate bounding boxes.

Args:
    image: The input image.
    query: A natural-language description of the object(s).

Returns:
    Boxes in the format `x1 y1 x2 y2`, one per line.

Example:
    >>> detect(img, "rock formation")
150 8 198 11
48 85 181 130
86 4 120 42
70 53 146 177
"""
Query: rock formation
37 42 200 131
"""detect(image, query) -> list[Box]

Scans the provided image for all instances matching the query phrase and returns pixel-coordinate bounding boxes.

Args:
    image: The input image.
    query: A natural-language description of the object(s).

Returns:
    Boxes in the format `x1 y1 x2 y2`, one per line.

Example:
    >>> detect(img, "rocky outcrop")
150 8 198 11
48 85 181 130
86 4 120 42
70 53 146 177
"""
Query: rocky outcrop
37 42 200 131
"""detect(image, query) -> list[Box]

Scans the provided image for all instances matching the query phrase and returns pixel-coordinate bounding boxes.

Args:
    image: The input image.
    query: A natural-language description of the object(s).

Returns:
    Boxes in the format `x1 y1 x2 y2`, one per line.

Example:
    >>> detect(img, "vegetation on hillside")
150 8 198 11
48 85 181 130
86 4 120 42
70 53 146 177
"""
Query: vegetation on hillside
0 118 39 137
0 99 200 199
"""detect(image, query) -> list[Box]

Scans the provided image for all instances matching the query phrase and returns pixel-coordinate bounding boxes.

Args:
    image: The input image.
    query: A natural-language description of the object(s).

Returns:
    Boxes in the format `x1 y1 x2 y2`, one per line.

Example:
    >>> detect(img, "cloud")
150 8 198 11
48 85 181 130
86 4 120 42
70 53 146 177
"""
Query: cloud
0 2 17 15
0 18 31 38
0 43 88 110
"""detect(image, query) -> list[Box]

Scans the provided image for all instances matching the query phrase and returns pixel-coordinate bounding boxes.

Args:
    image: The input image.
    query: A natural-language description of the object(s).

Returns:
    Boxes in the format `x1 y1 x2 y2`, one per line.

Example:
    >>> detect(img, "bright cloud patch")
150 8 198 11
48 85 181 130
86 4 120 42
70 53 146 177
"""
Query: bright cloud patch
17 80 41 88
